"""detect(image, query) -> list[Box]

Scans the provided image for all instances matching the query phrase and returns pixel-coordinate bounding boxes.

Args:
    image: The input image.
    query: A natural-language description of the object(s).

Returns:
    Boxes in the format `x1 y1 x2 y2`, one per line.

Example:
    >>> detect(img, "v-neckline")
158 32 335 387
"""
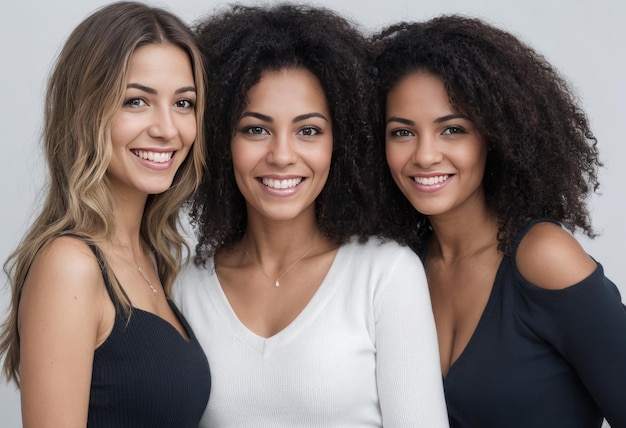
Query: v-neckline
442 256 507 381
210 244 345 357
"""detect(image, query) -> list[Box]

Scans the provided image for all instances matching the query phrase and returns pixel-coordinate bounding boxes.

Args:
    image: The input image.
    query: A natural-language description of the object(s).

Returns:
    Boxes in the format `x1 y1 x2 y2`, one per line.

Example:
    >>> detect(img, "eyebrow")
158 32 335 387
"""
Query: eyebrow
241 112 272 122
433 114 466 124
293 112 329 123
240 112 329 123
126 83 196 94
386 116 415 126
386 114 466 125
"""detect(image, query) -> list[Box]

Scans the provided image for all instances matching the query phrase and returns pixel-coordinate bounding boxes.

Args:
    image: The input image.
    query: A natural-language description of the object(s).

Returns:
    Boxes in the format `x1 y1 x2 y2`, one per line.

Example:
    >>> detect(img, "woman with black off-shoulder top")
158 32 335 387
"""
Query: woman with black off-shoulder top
373 15 626 428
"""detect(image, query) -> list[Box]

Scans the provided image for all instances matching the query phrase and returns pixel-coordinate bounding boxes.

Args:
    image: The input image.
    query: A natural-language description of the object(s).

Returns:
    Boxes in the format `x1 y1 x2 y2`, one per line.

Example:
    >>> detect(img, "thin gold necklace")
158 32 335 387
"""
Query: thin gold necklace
120 244 158 296
244 238 319 287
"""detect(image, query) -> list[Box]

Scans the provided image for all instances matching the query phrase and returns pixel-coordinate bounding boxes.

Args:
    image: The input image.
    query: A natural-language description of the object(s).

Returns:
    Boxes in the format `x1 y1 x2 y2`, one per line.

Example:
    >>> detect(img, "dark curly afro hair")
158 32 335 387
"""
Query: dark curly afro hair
190 3 383 264
371 15 602 252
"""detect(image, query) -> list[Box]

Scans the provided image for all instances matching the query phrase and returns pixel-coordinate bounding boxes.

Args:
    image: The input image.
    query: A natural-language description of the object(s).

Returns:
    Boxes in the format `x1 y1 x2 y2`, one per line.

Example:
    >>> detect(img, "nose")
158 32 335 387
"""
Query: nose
266 132 298 166
413 136 443 167
147 106 178 141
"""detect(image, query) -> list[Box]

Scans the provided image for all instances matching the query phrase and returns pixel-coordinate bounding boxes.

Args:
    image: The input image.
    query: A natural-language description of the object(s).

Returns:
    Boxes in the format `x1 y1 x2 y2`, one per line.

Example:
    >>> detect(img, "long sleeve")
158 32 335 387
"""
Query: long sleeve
374 247 449 427
520 264 626 427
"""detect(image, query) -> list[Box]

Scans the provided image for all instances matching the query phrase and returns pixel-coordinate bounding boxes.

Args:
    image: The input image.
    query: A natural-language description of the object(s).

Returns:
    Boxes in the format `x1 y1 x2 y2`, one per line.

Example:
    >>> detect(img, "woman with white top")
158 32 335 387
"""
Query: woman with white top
174 4 449 427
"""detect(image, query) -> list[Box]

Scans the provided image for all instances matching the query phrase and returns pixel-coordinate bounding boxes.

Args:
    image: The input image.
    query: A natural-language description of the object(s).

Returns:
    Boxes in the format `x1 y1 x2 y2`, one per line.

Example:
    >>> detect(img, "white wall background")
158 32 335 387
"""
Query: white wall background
1 0 624 426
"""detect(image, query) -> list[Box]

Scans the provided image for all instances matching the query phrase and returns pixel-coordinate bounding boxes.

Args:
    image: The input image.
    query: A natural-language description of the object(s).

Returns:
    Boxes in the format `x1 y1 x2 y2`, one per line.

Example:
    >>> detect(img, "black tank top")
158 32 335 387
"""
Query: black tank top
87 244 210 427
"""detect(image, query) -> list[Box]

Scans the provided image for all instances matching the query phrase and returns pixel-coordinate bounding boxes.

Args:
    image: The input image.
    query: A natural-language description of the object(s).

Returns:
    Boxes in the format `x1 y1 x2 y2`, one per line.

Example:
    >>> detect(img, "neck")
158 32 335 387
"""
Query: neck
104 195 147 252
242 226 322 264
242 206 321 257
428 203 499 262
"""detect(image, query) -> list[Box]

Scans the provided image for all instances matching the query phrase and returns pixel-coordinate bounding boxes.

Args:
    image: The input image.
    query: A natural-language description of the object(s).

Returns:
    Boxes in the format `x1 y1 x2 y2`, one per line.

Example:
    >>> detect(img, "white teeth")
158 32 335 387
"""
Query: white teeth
133 150 173 163
413 175 449 185
262 177 303 189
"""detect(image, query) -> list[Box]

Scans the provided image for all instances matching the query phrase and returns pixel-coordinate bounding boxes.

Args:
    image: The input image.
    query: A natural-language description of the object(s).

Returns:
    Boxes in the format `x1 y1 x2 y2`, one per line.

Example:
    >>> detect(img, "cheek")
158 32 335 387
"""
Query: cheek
306 139 333 178
465 144 488 177
229 140 266 186
385 144 405 176
110 116 134 148
229 147 256 199
230 140 250 173
319 142 333 171
180 116 197 147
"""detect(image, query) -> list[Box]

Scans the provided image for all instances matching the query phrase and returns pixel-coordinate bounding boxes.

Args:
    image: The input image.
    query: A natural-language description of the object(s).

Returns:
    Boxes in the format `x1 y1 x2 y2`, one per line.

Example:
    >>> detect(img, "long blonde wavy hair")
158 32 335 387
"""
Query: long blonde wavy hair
0 1 206 386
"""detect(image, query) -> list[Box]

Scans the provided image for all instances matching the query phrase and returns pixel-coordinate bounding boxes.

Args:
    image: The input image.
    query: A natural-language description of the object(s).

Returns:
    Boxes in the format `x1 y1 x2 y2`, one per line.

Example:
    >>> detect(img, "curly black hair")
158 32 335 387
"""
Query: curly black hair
190 3 383 264
371 15 602 252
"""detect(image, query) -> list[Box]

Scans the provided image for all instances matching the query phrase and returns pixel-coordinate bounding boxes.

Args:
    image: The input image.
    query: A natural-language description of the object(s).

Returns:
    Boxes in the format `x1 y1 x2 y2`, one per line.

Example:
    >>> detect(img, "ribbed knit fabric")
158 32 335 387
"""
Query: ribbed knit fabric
174 237 449 427
86 245 210 427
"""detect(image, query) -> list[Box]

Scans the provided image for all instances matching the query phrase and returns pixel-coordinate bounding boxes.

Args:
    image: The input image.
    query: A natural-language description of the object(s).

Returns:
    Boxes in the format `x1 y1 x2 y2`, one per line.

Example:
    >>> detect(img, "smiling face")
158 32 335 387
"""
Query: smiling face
385 71 488 218
231 67 333 223
107 43 197 199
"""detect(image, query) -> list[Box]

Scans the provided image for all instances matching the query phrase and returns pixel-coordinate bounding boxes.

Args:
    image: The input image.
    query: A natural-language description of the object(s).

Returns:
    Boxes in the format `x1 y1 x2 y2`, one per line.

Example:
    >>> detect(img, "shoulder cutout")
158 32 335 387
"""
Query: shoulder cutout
515 222 597 290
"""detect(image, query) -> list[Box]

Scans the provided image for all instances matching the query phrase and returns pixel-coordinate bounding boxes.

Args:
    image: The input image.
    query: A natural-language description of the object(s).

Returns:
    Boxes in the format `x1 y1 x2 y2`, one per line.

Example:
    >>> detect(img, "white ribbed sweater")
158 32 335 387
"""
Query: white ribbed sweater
174 238 449 427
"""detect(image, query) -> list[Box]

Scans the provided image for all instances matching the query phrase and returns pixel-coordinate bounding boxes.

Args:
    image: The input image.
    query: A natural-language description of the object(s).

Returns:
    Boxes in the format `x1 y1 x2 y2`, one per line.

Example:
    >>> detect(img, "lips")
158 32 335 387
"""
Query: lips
261 177 303 189
413 174 449 185
131 149 174 163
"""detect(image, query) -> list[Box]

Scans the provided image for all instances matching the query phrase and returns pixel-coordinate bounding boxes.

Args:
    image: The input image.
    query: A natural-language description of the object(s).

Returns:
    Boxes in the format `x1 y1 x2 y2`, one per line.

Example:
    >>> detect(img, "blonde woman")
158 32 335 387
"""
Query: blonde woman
0 2 210 426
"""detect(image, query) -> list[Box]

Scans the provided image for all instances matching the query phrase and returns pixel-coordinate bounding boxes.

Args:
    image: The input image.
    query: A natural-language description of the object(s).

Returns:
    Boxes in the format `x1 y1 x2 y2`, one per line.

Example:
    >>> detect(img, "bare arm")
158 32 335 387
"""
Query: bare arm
18 237 110 428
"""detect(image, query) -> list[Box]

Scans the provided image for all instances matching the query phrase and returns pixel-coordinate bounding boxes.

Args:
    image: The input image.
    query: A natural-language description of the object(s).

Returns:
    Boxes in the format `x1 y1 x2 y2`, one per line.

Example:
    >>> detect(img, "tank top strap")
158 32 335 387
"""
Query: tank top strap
85 242 129 311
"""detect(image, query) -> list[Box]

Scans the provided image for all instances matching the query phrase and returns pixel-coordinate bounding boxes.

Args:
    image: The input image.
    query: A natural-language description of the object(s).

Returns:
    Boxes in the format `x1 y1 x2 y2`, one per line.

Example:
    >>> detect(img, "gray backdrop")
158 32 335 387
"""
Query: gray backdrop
1 0 624 426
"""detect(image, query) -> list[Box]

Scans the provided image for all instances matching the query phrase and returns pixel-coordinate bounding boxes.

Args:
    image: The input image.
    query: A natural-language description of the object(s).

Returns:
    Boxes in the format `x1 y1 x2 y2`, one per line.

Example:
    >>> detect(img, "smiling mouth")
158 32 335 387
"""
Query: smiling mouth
132 150 174 163
413 175 449 185
261 177 303 189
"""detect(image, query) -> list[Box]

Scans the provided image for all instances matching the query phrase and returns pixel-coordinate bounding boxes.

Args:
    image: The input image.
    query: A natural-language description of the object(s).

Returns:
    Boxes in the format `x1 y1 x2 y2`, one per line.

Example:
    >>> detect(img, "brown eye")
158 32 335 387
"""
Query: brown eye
297 126 321 136
442 126 466 135
390 129 413 137
244 126 268 135
175 99 195 109
124 97 146 108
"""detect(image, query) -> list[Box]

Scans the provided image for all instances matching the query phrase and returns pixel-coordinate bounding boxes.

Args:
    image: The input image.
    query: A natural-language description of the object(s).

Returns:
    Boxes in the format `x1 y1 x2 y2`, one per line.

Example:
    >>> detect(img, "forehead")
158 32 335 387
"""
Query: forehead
125 43 194 85
387 71 452 113
245 68 328 109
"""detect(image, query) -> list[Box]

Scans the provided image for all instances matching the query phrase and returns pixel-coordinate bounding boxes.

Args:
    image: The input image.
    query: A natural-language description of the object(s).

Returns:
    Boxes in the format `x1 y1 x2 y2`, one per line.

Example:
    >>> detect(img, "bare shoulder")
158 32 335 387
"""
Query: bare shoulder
35 235 99 268
20 236 104 312
516 222 597 290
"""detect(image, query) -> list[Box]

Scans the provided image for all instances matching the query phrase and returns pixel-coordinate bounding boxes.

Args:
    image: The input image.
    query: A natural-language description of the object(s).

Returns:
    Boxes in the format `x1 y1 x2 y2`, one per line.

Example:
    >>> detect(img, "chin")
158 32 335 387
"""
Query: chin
409 202 450 217
145 181 177 195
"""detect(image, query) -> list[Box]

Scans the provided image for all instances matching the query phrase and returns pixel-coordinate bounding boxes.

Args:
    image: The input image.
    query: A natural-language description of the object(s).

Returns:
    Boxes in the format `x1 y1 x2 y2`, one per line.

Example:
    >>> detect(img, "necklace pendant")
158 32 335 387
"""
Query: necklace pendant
119 243 157 296
244 236 318 288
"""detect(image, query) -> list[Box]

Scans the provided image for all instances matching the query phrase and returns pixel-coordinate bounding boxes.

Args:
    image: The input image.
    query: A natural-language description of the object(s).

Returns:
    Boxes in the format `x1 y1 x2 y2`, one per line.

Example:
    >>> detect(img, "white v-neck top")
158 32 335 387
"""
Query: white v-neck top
173 237 449 427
